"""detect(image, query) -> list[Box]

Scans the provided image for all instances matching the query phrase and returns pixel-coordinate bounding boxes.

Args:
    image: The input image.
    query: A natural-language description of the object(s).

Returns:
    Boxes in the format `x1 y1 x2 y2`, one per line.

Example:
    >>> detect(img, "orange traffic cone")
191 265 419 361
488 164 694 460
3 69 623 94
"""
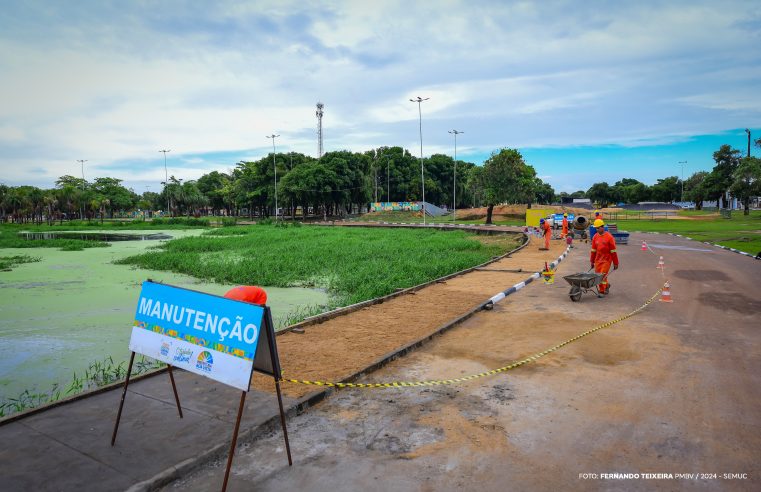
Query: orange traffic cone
641 241 647 251
656 256 665 269
660 282 673 302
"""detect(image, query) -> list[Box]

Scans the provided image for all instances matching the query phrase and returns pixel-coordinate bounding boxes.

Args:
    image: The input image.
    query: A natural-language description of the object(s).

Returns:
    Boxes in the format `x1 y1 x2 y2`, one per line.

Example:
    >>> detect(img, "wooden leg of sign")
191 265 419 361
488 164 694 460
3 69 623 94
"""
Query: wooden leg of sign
166 365 183 419
274 379 293 466
111 351 136 446
221 391 247 492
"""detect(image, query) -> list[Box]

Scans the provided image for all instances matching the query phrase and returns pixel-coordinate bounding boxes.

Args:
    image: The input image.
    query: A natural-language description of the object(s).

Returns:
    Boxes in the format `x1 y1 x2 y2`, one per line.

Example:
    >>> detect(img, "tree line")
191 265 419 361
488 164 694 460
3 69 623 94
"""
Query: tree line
582 141 761 215
2 139 759 223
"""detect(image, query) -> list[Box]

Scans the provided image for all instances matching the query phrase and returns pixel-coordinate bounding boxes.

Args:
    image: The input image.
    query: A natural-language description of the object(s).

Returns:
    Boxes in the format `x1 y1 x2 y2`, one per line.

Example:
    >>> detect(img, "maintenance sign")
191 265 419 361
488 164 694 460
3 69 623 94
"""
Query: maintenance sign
128 281 264 391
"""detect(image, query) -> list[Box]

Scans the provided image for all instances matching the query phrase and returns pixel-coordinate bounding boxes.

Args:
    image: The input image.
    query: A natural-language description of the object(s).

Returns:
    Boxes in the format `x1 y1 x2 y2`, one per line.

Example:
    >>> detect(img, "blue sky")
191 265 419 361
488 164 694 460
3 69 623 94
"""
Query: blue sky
1 0 760 194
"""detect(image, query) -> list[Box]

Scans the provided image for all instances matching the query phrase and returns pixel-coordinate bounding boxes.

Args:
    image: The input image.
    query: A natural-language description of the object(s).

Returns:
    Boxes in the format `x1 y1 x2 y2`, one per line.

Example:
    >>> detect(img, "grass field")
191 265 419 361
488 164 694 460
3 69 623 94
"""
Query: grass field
116 225 523 306
612 210 761 255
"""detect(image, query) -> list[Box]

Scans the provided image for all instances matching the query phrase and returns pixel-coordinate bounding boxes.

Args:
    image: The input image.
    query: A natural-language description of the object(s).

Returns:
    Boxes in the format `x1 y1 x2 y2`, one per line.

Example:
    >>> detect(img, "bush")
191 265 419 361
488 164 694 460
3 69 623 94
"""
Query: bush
220 217 237 227
257 218 274 226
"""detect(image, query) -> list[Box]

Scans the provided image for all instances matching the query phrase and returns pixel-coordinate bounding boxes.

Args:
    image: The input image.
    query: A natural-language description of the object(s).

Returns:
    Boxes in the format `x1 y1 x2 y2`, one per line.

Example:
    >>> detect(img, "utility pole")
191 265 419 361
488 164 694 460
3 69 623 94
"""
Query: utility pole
316 103 324 159
410 96 429 224
387 155 390 202
159 150 171 214
448 130 463 223
678 161 687 203
746 129 751 158
266 134 280 220
76 159 87 220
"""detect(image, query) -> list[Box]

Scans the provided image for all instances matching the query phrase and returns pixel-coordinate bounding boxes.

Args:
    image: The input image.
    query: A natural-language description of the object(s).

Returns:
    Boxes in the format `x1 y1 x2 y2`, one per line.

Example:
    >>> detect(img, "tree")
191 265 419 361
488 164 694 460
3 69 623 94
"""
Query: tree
480 149 536 224
730 157 761 215
684 171 709 210
586 182 613 207
650 176 680 203
91 177 134 217
197 171 231 215
712 145 742 208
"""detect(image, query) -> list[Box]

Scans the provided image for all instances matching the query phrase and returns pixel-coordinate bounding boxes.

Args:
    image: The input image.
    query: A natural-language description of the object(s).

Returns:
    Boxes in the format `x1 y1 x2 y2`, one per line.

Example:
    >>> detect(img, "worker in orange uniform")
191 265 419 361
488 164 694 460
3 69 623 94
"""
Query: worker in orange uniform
561 213 569 238
589 219 618 296
224 285 268 305
539 218 551 250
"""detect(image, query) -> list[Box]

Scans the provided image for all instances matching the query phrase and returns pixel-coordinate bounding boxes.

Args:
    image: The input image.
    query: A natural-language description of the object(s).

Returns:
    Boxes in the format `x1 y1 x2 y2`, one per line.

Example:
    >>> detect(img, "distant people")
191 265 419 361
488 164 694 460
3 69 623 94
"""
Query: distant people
589 210 602 239
539 218 551 250
224 286 268 305
590 219 619 297
561 213 569 238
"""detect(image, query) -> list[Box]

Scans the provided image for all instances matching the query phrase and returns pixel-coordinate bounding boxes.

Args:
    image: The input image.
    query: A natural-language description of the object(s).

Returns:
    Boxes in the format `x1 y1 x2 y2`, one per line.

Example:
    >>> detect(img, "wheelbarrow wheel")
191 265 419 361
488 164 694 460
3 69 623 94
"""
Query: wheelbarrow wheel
569 285 582 302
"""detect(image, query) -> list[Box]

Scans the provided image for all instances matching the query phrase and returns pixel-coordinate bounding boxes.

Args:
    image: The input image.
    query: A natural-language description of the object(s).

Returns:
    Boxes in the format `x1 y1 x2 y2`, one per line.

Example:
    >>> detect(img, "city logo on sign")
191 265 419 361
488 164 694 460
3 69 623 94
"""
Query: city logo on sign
196 351 214 372
173 347 193 364
160 341 171 357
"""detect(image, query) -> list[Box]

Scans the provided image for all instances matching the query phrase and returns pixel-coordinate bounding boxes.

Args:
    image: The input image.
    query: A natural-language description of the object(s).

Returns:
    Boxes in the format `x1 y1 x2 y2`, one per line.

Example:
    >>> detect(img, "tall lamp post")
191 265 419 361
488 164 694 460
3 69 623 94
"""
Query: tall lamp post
746 129 751 158
77 159 87 219
159 150 171 214
410 96 429 225
448 130 463 223
678 160 687 203
266 134 280 220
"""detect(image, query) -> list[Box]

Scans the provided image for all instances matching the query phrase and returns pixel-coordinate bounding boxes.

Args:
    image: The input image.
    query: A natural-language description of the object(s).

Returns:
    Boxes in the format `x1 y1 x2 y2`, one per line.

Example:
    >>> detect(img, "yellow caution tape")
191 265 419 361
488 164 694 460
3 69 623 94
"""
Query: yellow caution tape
283 286 664 389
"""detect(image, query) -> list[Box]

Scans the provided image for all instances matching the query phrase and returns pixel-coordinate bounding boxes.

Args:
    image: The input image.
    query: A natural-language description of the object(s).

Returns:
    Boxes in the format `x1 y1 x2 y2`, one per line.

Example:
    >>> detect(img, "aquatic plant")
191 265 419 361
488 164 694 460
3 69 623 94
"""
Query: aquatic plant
0 355 164 418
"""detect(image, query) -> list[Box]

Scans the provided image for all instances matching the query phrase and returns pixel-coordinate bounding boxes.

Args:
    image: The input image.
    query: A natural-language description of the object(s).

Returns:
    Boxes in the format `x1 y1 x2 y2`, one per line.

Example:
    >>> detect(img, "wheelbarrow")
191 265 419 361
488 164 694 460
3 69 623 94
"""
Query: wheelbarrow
563 270 604 302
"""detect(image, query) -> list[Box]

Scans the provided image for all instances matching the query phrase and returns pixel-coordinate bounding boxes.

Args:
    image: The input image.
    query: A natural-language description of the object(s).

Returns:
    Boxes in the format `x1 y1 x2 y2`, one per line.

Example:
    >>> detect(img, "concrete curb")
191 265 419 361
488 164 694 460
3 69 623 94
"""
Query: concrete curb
487 245 572 305
631 230 760 260
666 233 760 260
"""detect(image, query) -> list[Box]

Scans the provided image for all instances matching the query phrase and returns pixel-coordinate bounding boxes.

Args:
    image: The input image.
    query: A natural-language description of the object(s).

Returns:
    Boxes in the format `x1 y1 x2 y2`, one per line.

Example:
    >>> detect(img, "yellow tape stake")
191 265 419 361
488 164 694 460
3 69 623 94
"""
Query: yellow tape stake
283 287 664 389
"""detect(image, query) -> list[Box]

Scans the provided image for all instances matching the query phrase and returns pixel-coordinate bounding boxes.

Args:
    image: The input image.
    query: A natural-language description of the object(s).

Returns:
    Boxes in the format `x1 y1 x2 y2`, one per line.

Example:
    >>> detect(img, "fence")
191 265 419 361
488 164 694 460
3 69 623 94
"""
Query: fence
603 211 678 221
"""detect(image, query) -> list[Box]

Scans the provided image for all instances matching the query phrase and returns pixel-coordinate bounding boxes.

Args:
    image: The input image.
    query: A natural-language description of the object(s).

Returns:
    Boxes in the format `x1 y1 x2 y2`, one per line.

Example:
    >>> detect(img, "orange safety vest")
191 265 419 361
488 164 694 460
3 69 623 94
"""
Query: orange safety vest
542 221 551 236
224 286 268 305
590 231 619 266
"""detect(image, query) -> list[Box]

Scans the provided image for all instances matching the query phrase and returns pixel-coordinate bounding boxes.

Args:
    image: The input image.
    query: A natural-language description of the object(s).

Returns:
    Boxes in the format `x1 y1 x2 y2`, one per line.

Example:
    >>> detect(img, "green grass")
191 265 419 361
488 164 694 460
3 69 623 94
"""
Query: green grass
0 228 109 251
0 254 41 270
0 355 163 418
116 225 523 306
612 210 761 255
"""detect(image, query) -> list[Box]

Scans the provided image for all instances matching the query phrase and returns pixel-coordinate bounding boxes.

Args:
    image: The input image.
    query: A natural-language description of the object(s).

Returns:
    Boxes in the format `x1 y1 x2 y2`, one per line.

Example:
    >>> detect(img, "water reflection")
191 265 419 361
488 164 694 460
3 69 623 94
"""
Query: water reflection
19 232 173 241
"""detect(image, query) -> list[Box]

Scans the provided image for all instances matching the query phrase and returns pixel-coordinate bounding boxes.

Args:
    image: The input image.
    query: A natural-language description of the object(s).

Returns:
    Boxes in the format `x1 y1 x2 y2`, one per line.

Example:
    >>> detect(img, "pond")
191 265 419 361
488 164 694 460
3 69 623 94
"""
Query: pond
0 230 329 403
18 231 173 241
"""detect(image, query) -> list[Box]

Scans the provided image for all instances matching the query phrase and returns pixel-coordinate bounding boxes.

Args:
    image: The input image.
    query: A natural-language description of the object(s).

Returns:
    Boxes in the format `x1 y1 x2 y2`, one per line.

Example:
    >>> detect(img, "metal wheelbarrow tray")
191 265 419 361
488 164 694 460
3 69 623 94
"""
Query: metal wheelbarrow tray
563 272 604 302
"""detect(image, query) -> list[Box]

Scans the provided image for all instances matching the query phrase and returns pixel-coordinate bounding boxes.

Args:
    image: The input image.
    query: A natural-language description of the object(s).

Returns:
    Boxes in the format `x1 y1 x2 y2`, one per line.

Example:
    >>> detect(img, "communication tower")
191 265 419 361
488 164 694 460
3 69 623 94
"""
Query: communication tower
316 102 324 158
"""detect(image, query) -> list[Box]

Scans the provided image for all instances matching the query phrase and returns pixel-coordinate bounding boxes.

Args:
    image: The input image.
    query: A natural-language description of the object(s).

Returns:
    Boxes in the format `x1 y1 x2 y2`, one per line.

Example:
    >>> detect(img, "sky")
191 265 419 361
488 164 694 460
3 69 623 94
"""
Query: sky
1 0 760 195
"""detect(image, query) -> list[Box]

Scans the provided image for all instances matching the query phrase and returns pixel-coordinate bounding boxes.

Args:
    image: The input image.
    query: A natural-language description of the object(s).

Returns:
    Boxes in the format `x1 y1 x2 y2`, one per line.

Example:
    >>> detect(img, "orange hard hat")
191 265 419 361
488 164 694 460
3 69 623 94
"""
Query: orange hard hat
224 286 268 305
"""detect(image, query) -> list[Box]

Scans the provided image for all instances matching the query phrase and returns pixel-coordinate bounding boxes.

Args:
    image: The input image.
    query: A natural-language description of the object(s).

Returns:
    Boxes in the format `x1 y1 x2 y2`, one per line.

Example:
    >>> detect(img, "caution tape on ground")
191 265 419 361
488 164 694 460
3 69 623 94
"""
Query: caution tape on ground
282 286 665 389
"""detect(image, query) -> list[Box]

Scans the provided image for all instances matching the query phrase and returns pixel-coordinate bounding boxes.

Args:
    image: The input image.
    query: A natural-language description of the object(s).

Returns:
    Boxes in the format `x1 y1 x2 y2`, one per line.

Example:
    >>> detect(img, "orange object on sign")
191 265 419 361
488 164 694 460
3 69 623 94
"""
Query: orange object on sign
224 286 268 305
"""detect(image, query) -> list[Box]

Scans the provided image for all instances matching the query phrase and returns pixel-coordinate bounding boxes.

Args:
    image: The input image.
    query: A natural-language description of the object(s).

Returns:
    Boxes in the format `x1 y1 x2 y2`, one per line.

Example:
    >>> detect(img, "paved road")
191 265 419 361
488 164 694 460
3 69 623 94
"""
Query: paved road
165 233 761 491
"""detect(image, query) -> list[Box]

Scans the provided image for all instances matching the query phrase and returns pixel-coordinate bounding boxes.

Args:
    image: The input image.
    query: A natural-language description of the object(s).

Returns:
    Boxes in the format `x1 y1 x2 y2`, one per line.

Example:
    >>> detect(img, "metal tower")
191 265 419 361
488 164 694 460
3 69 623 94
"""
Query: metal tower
316 102 324 158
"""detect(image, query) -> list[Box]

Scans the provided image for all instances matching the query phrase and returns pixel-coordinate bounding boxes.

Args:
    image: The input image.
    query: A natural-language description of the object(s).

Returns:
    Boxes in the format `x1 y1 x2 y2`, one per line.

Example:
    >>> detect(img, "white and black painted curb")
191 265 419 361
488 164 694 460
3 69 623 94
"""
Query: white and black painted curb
632 231 761 261
486 244 572 306
666 233 760 260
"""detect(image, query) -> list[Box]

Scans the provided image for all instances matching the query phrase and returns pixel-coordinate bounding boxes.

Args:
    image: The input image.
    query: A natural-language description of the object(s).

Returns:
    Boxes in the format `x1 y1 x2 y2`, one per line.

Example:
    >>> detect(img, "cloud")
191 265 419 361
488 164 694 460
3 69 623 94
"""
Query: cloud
1 0 760 193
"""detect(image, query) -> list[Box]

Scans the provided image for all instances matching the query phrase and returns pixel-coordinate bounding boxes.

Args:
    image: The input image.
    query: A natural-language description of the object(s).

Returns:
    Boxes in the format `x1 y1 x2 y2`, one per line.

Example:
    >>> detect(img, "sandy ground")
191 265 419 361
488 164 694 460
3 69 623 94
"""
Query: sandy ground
165 230 761 491
256 232 566 399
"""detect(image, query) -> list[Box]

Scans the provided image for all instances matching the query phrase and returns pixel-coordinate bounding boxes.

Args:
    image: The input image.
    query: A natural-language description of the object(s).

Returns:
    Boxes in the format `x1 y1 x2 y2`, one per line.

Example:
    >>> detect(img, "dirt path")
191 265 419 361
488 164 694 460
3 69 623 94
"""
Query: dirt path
168 232 761 491
258 230 568 399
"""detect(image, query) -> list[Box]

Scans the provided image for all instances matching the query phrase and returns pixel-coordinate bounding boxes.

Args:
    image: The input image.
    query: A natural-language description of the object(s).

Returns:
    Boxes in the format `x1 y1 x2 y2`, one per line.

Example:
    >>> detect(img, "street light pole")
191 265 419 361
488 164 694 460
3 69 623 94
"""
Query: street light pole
266 134 280 220
448 130 463 223
76 159 87 220
387 155 390 202
746 129 751 158
410 96 429 225
678 160 687 203
159 150 171 215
